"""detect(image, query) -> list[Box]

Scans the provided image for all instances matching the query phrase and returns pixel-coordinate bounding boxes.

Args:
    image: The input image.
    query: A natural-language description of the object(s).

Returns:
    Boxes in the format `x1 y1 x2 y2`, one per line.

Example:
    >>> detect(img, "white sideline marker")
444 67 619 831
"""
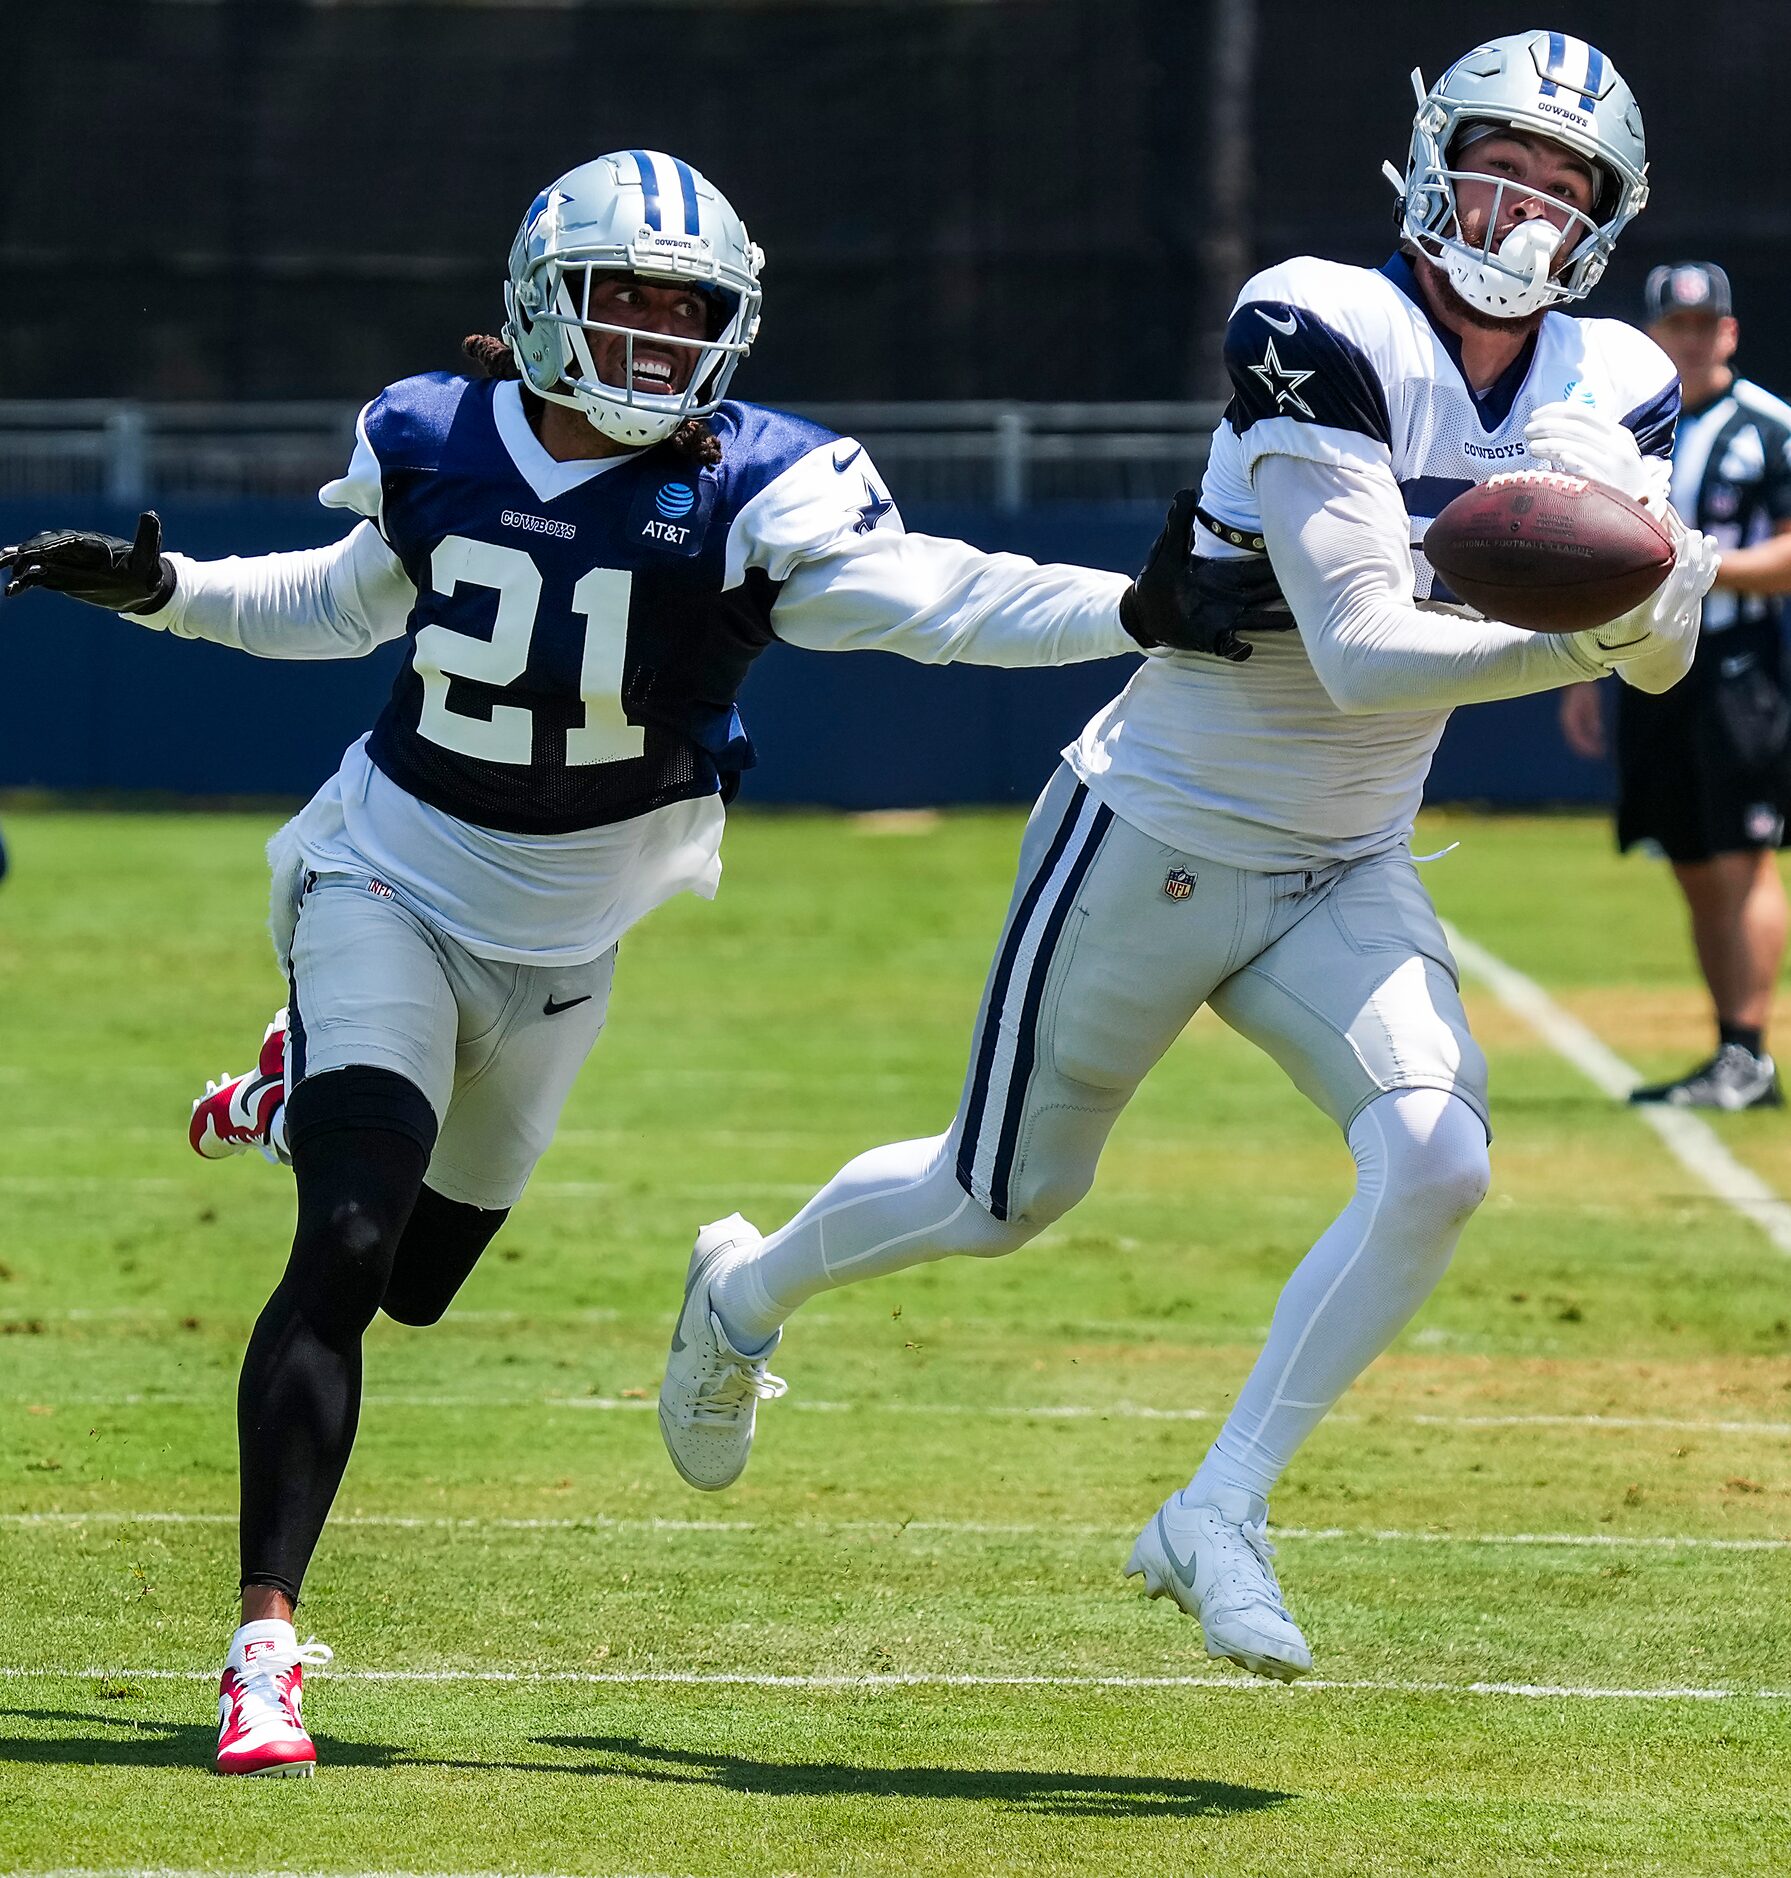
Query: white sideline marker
1446 922 1791 1257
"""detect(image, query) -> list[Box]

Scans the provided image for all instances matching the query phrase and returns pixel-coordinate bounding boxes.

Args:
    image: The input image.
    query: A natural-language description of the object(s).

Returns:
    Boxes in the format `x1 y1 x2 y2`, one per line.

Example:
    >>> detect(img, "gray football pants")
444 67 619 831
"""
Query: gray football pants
283 870 615 1210
723 764 1492 1495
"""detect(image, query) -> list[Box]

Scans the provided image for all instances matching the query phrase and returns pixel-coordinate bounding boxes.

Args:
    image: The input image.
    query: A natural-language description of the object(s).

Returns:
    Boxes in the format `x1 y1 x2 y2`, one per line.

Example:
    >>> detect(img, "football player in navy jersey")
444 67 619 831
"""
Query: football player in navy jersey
1 149 1208 1776
659 39 1727 1684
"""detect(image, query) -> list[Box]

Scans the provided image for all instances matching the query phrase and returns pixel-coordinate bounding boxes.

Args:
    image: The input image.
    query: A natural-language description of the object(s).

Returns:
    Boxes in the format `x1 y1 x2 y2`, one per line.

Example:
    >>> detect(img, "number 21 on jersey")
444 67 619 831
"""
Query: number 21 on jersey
410 534 645 767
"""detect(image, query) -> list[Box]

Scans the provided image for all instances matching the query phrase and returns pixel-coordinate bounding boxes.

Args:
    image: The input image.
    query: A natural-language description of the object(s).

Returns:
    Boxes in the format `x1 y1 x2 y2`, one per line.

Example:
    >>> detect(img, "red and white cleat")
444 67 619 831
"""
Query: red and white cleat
190 1009 290 1163
215 1620 332 1777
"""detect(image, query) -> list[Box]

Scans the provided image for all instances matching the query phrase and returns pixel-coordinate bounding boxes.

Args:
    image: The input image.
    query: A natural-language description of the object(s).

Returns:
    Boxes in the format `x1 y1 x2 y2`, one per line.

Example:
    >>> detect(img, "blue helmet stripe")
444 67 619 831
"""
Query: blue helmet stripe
1581 43 1605 107
671 156 701 236
1537 27 1567 98
630 149 663 231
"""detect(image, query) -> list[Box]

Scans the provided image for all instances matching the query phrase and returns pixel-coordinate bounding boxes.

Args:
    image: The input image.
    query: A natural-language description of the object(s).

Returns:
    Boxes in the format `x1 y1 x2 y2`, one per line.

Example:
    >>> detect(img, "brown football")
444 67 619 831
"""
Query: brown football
1424 470 1675 633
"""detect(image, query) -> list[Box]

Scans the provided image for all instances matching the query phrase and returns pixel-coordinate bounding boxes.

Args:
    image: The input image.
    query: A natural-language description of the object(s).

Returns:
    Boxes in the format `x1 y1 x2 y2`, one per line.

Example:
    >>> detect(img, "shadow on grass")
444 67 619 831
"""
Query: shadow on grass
482 1733 1294 1818
0 1707 405 1771
1 1709 1293 1818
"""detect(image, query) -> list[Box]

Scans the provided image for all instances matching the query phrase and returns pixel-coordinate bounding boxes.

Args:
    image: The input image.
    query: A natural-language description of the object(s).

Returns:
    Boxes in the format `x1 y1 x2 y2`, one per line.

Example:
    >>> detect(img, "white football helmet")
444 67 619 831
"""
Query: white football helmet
1384 31 1649 319
504 151 764 447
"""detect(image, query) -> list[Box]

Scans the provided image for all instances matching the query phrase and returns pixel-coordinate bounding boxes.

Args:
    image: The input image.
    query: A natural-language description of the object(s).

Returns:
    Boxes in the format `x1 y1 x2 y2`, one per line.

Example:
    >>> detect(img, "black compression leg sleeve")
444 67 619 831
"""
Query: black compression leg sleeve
381 1186 510 1326
238 1067 437 1601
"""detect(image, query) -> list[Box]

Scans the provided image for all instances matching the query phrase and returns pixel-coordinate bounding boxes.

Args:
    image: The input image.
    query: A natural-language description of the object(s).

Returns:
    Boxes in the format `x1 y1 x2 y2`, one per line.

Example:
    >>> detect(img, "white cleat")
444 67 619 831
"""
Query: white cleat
214 1620 333 1777
1125 1486 1313 1682
658 1213 787 1492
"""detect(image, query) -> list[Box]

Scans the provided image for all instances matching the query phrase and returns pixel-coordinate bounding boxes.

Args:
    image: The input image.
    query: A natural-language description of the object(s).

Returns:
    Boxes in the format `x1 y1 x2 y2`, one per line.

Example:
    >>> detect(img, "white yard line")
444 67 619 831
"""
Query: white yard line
1446 922 1791 1256
3 1509 1785 1552
9 1391 1788 1438
0 1663 1784 1702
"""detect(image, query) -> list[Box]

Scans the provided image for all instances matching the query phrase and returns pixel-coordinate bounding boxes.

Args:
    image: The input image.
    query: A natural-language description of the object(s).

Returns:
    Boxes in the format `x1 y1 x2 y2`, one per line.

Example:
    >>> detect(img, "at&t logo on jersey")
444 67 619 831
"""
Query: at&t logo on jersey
639 478 705 548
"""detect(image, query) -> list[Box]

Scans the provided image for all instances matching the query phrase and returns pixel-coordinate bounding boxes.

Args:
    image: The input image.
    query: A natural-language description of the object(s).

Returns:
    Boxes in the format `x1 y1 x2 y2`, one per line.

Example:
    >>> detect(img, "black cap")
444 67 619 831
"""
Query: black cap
1645 262 1734 321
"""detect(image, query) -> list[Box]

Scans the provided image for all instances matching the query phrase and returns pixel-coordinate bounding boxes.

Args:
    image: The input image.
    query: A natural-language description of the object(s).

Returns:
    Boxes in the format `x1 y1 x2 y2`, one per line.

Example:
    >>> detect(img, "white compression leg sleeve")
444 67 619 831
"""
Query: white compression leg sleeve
711 1132 1032 1347
1189 1087 1490 1511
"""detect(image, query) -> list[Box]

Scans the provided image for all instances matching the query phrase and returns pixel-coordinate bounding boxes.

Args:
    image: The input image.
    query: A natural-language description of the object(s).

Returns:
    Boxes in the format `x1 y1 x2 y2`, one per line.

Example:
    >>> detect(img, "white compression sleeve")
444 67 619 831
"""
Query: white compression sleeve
1255 453 1612 713
771 530 1135 667
135 521 416 659
1189 1087 1489 1508
710 1133 1030 1347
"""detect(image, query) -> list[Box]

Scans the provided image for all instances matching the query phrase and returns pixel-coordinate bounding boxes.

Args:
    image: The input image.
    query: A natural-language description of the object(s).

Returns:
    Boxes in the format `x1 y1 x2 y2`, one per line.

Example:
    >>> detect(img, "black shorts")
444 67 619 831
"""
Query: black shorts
1615 617 1791 862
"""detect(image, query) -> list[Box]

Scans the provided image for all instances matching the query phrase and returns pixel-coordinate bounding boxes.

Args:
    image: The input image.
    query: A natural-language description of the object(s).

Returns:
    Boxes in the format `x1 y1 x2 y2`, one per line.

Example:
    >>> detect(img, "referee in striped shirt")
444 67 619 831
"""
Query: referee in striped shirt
1563 262 1791 1108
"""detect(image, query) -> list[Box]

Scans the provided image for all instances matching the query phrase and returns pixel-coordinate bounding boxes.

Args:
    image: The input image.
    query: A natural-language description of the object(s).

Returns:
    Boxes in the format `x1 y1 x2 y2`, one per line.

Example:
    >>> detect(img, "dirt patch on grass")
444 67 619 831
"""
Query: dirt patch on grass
1042 1348 1791 1422
1560 986 1723 1060
1350 1352 1791 1419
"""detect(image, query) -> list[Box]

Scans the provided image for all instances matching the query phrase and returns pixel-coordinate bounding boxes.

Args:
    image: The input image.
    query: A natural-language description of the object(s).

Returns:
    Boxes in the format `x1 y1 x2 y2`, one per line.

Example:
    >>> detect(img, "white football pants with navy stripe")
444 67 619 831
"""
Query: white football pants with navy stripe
719 762 1492 1501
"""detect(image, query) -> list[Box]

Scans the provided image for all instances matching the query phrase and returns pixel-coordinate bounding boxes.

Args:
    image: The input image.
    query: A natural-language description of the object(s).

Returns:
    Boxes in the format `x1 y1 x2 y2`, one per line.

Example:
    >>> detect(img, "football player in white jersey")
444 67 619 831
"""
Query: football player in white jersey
0 152 1211 1775
658 34 1722 1681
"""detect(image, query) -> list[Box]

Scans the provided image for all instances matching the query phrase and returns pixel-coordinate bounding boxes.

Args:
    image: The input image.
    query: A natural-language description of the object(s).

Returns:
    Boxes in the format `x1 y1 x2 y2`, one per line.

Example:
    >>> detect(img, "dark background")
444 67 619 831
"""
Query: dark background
0 2 1761 808
6 0 1790 407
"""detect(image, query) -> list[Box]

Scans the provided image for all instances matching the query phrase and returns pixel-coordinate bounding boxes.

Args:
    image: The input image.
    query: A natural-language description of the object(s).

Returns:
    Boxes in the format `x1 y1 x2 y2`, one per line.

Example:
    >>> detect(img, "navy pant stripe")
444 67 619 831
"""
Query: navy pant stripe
956 781 1089 1197
286 875 311 1086
987 803 1112 1220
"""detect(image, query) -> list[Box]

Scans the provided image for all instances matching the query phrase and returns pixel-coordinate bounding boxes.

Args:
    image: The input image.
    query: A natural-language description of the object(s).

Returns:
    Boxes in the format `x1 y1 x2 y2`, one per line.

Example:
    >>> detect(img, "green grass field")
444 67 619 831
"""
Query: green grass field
0 802 1788 1876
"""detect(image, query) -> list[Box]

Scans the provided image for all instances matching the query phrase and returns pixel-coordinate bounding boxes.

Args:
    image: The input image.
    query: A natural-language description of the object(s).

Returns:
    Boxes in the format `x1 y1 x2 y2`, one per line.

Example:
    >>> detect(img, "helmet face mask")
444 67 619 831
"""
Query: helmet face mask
1413 145 1603 319
1386 32 1648 321
504 152 765 447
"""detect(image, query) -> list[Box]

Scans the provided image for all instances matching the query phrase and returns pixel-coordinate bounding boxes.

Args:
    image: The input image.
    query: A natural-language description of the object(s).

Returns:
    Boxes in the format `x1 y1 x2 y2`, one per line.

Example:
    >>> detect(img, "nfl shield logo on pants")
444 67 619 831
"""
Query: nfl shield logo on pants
1162 867 1196 902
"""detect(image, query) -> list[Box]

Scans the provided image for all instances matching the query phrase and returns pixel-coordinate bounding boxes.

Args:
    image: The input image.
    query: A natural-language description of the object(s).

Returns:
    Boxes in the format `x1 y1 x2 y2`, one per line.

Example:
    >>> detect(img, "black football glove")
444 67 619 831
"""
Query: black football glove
0 510 176 613
1119 489 1294 663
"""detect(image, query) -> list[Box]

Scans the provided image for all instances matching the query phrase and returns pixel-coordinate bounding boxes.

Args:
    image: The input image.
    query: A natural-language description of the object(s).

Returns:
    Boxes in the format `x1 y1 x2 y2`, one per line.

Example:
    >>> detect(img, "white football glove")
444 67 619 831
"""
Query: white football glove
1570 506 1721 694
1523 399 1673 516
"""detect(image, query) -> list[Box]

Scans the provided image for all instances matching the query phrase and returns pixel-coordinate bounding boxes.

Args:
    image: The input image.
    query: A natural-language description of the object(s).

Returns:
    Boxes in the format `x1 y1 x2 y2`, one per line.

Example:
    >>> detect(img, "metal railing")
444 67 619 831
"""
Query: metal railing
0 399 1224 510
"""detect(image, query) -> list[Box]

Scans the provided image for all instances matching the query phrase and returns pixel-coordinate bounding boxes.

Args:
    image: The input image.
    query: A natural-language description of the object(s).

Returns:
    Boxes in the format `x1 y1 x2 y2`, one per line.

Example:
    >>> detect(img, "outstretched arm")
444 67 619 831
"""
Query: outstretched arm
2 512 415 660
734 436 1177 668
1257 453 1713 713
770 526 1136 667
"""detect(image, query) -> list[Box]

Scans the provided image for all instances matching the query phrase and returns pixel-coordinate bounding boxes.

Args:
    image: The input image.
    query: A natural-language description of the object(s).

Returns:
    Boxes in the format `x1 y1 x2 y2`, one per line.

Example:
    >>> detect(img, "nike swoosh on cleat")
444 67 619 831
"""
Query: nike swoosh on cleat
1156 1511 1199 1583
669 1263 708 1356
1255 307 1298 334
832 443 863 472
543 993 593 1016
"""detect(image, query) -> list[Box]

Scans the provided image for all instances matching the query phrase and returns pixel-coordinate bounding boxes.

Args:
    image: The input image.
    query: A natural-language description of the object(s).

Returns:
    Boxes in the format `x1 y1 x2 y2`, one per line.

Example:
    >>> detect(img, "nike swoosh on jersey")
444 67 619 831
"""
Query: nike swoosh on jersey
1255 307 1298 334
832 443 864 472
543 993 594 1016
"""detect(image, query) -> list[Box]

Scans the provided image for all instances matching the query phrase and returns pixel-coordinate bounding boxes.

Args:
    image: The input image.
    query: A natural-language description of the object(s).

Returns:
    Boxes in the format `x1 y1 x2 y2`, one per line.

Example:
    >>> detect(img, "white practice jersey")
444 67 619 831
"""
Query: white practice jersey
139 376 1133 963
1070 252 1682 871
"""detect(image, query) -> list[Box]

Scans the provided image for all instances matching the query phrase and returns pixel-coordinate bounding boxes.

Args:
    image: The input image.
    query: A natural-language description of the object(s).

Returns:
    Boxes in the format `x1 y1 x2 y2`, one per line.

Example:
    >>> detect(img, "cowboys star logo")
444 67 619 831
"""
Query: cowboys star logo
1249 336 1316 419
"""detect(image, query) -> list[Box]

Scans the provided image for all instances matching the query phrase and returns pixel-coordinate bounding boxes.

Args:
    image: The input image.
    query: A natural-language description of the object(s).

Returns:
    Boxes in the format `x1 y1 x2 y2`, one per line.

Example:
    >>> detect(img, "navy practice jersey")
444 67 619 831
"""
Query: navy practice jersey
335 373 835 836
145 375 1131 962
